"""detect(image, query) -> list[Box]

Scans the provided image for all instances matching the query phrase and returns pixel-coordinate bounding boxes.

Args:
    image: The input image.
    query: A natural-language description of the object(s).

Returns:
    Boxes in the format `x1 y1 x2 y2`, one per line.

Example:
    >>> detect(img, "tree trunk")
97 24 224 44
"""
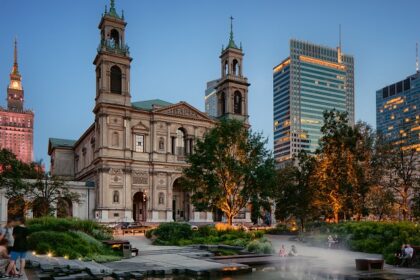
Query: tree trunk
334 211 339 223
300 218 305 233
227 214 233 226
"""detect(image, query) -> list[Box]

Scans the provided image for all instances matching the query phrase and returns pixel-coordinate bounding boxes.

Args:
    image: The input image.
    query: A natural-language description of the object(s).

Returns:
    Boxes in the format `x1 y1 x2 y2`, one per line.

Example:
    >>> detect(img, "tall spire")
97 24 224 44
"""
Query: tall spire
227 16 238 49
12 38 19 75
107 0 120 18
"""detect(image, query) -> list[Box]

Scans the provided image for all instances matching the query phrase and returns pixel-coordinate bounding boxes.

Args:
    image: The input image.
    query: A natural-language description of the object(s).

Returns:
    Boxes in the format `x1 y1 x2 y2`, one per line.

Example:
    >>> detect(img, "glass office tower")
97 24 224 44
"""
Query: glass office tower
273 39 354 166
376 72 420 150
205 79 219 118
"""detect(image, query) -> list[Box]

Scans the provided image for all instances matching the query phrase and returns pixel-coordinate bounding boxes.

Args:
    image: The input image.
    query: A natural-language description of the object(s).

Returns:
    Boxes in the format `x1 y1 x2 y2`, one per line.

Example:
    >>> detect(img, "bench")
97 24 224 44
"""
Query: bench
355 259 384 271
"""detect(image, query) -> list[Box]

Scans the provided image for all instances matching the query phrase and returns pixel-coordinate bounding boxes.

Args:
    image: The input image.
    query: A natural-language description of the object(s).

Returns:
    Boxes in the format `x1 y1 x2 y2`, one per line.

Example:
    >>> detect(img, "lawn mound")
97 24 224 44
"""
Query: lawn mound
27 217 120 262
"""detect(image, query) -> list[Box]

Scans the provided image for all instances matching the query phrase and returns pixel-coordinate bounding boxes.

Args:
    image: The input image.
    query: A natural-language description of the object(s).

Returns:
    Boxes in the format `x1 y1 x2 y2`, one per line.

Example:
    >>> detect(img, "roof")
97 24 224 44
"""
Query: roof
132 99 173 111
49 138 76 149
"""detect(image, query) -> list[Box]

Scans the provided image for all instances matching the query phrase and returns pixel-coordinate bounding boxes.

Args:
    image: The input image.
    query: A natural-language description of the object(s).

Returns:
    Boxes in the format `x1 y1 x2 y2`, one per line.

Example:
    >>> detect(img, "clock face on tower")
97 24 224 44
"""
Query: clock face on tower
12 81 20 89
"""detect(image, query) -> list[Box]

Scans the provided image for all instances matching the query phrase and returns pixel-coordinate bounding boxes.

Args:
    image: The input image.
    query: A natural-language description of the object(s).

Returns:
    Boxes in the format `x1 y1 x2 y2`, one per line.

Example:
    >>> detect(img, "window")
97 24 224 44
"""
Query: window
135 135 144 152
112 132 119 147
176 129 186 156
234 91 242 114
113 191 119 203
158 192 164 205
159 137 165 151
220 92 226 115
110 65 122 94
110 29 120 46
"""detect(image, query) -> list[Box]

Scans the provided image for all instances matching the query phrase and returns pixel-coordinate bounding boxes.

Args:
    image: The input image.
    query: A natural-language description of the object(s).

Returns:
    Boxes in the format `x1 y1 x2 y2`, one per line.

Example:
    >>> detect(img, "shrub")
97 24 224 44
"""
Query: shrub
308 221 420 264
246 239 274 254
149 223 268 252
152 222 193 245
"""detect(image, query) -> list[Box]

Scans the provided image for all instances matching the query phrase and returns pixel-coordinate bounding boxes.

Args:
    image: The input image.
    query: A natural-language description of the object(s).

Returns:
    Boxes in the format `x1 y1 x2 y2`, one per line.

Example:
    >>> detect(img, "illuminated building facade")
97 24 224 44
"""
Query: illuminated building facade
0 40 34 163
376 72 420 150
273 39 354 166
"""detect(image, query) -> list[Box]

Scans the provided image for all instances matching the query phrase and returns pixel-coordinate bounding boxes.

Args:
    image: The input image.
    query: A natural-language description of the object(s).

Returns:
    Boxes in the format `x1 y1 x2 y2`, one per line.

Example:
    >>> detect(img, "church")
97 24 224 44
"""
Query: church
48 0 251 224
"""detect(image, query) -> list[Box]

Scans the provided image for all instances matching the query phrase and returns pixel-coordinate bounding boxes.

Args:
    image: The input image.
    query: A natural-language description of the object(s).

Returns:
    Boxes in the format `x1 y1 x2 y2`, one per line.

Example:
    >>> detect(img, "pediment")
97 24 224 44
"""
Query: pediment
154 102 213 122
132 120 149 131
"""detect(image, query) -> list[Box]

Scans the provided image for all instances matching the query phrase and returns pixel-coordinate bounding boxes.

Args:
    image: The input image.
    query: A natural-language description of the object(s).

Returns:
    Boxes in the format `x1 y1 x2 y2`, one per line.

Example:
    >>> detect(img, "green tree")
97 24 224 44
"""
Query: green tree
182 119 277 225
376 133 419 220
275 151 319 231
314 110 359 223
0 149 80 217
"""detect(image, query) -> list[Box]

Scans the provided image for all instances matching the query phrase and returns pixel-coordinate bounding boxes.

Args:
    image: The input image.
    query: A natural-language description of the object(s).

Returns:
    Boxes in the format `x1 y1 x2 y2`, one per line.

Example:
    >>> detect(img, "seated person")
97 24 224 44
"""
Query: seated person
288 245 298 256
401 244 414 267
278 244 287 257
0 239 10 276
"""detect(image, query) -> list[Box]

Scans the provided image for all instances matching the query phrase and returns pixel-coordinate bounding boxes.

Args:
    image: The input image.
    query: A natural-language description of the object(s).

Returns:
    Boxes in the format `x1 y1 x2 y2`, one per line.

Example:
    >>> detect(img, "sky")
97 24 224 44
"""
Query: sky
0 0 419 168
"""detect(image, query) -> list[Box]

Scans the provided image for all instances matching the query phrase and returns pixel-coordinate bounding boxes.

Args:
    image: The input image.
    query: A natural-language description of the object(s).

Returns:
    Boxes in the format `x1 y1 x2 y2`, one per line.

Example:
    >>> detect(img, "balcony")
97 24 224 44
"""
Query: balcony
97 39 130 56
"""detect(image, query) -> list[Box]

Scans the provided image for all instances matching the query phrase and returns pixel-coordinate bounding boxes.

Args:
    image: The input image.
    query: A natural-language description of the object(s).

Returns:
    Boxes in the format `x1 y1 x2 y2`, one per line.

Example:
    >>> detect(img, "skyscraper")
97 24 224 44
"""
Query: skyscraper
273 39 354 166
376 71 420 150
0 40 34 163
205 79 219 118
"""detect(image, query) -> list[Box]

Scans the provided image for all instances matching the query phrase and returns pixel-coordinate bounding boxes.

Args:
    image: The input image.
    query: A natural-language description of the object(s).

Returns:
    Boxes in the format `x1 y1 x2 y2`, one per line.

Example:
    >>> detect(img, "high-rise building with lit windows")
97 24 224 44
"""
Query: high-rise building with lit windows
0 40 34 163
376 72 420 150
273 39 354 167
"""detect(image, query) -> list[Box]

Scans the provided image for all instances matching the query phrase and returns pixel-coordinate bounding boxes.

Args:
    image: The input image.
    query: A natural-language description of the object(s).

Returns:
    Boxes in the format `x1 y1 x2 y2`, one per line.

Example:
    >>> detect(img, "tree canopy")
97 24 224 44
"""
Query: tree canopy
182 119 277 225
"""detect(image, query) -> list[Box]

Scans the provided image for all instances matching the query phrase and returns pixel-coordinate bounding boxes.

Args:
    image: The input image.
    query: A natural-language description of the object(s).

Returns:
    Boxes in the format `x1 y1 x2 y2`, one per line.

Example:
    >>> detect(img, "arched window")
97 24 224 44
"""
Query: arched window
113 191 120 203
110 29 120 46
112 132 119 147
220 92 226 115
224 61 228 76
234 91 242 114
176 128 186 156
159 137 165 151
232 59 239 76
110 66 122 94
158 192 164 205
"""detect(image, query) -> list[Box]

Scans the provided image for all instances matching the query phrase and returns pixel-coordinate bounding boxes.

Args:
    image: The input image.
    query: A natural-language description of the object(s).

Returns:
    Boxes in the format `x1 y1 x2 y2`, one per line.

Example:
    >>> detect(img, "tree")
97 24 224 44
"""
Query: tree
0 148 80 217
182 119 277 225
365 185 396 221
275 151 320 231
313 110 359 223
377 134 419 220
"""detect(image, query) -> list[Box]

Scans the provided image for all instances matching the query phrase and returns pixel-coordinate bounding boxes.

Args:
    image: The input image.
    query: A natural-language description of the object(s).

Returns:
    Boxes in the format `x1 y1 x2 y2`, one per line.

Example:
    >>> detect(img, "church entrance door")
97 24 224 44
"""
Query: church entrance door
133 192 147 222
172 178 190 222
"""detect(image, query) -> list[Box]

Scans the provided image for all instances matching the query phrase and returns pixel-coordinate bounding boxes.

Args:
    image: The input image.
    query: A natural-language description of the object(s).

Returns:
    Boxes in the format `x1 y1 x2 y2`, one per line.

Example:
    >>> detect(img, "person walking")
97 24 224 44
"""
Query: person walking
0 221 15 254
5 218 28 278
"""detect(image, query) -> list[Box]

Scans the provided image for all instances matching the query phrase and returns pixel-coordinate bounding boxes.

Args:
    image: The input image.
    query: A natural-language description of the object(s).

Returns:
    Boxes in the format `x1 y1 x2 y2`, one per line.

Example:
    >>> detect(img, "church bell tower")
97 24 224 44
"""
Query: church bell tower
216 17 250 123
93 0 132 109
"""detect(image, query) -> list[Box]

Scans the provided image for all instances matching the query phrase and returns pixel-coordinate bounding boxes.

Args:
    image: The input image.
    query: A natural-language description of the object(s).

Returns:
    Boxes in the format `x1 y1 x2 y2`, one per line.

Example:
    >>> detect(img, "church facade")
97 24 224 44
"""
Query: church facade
48 1 251 223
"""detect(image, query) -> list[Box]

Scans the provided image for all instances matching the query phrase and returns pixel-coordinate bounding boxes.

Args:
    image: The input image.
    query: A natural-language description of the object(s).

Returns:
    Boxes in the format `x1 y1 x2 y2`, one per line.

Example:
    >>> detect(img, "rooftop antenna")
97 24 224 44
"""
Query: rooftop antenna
339 24 342 50
416 42 419 73
337 24 342 63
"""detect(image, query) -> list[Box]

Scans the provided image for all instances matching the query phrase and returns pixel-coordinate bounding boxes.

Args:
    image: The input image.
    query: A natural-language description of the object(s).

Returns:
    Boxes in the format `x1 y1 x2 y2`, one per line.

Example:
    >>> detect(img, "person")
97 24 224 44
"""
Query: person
5 218 28 278
327 235 334 248
288 245 298 256
400 244 414 267
0 239 10 277
395 244 407 266
0 222 14 254
278 244 287 257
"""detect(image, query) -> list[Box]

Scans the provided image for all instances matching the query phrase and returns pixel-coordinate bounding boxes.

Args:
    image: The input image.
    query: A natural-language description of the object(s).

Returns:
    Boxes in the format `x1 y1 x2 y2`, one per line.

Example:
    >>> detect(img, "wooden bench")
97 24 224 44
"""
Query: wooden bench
355 259 384 271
